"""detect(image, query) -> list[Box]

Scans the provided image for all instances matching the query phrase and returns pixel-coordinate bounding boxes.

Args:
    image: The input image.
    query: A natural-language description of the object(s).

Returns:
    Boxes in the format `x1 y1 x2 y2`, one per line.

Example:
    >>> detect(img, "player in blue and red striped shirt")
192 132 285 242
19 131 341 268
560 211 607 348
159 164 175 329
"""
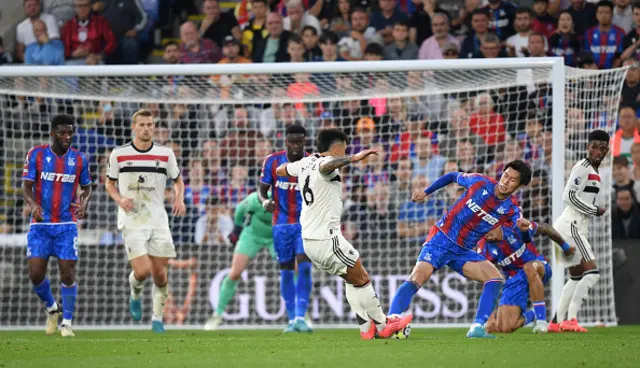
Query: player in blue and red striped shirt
259 124 313 332
22 115 92 337
478 221 573 334
583 1 625 69
387 160 532 338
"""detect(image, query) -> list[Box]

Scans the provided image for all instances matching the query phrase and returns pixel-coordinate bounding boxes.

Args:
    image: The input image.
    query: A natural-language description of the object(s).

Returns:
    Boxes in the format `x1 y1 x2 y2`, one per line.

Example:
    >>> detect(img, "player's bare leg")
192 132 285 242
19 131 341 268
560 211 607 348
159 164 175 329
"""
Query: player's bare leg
128 254 153 321
57 259 78 337
562 260 598 333
28 258 60 336
205 253 250 331
495 306 525 333
523 261 548 333
462 260 505 338
149 255 170 333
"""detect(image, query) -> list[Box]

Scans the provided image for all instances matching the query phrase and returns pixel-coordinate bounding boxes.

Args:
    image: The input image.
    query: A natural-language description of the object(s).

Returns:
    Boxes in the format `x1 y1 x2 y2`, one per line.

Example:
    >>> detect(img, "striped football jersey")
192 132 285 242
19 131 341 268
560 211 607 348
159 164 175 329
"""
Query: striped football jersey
559 158 601 231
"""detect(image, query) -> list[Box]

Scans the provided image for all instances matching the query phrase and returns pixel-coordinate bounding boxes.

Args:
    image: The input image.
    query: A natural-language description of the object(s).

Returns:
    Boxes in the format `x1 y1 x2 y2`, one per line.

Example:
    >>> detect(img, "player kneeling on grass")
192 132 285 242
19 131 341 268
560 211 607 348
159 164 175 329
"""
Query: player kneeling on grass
205 192 276 330
276 128 413 339
105 110 186 333
479 221 574 334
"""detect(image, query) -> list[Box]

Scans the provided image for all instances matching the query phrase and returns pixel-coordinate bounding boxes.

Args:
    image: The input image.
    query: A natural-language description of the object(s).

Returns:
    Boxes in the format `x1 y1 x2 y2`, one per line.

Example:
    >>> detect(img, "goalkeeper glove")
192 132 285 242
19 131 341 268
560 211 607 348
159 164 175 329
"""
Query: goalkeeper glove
229 225 243 246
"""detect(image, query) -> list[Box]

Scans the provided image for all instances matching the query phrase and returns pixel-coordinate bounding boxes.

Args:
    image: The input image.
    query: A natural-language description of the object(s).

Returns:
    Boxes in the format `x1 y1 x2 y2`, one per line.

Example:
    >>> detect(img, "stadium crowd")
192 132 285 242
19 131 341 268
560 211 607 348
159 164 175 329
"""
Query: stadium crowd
1 0 640 241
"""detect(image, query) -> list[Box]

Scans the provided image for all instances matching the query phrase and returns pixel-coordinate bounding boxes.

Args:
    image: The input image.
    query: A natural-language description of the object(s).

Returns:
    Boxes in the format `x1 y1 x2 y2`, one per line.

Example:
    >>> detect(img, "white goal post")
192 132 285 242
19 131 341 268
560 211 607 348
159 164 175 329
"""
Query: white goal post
0 57 625 329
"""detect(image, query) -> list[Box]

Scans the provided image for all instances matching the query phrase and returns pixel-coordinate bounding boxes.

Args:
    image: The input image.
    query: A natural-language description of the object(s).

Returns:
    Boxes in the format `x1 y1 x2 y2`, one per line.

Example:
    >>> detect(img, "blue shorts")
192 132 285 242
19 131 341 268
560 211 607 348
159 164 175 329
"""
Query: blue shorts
27 223 78 261
272 224 304 264
500 261 552 311
418 227 486 276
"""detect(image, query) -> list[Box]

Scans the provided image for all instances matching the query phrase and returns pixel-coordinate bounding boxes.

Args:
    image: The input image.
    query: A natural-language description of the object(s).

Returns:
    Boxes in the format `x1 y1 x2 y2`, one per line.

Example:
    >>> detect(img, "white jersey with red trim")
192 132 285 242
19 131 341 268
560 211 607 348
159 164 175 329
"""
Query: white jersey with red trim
107 142 180 230
557 158 601 233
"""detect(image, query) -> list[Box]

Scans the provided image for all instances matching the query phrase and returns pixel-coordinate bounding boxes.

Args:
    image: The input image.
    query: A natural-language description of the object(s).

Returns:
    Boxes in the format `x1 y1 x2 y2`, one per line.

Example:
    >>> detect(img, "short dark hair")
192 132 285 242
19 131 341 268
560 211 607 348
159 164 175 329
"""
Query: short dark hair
302 25 317 36
516 7 533 16
634 1 640 11
288 33 303 46
51 114 74 130
393 19 411 29
504 159 532 186
364 43 384 57
471 8 489 18
206 196 221 207
317 128 348 153
596 0 614 11
588 129 610 143
319 31 339 45
164 41 179 50
613 155 629 167
253 0 268 5
620 104 636 113
528 32 546 42
286 124 307 136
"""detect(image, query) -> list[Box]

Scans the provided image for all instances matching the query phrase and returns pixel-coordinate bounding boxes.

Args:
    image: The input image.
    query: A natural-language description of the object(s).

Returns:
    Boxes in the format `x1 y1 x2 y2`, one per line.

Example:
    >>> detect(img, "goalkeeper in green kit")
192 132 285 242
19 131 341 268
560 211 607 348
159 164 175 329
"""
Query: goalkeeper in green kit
204 191 275 330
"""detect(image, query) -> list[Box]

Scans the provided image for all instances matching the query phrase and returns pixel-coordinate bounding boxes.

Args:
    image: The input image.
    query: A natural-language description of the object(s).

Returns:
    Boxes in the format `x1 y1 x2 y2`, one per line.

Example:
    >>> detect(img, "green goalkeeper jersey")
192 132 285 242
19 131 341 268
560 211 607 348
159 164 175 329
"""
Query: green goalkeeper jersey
234 192 273 242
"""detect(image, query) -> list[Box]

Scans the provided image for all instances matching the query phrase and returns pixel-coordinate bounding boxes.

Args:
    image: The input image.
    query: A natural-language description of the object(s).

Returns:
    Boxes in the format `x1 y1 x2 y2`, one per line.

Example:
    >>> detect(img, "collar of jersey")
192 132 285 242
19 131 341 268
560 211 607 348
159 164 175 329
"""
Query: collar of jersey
132 141 154 153
46 144 70 158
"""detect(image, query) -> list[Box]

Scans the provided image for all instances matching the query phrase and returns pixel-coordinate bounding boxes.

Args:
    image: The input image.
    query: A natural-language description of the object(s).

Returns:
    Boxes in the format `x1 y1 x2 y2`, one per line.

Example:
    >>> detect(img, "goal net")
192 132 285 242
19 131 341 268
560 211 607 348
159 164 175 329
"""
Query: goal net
0 59 626 329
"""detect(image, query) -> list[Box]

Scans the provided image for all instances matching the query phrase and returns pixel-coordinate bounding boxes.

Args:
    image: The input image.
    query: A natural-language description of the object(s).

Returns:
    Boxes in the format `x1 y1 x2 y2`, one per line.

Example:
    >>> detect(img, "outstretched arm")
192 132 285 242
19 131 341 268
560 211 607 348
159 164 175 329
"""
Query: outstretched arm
412 172 460 202
319 148 379 175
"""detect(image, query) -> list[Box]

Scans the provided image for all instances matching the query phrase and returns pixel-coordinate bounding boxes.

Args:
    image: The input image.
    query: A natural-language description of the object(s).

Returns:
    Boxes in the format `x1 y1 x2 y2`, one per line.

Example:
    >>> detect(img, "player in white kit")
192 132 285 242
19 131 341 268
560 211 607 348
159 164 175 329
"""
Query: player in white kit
549 130 610 333
105 109 186 333
275 128 413 339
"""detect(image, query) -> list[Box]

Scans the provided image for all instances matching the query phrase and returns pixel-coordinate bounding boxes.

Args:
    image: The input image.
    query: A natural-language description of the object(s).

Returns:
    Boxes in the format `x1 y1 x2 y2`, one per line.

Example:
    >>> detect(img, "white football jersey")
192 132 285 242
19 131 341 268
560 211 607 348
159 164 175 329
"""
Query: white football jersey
107 142 180 231
558 158 602 231
286 154 342 240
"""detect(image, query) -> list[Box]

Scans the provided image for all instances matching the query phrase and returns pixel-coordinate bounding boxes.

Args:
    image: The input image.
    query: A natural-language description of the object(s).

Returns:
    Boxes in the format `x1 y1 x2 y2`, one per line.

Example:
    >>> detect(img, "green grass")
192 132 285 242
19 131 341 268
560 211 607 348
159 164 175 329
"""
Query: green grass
1 327 639 368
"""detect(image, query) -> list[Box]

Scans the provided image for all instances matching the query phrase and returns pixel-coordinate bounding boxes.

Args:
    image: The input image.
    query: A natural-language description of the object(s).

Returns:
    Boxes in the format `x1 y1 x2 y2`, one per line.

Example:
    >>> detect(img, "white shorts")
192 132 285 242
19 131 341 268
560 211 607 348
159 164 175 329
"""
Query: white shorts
553 220 595 267
122 227 176 260
303 234 360 276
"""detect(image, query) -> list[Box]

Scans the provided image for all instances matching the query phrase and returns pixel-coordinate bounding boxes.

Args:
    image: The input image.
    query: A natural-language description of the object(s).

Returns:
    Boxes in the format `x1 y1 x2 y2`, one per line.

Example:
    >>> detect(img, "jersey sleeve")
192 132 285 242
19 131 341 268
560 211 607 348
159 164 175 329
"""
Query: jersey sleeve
167 149 181 180
260 156 274 184
563 164 598 215
286 159 304 177
456 172 487 188
79 153 92 186
22 148 37 181
233 195 251 227
107 150 119 180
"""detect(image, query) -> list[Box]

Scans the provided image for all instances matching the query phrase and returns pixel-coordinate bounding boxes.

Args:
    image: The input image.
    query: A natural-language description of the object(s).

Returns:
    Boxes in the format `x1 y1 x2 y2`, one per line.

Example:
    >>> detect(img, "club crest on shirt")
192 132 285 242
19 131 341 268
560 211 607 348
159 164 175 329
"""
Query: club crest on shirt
507 235 516 244
497 206 506 215
574 177 581 185
68 157 75 167
46 157 51 163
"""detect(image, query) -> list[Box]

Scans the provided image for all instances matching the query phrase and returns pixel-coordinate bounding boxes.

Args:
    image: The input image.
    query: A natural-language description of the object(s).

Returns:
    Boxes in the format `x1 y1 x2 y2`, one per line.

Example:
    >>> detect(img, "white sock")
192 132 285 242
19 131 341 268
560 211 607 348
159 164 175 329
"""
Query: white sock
152 283 169 321
351 282 387 331
62 318 72 327
46 302 58 313
556 278 579 323
568 271 600 320
345 283 372 334
129 271 146 300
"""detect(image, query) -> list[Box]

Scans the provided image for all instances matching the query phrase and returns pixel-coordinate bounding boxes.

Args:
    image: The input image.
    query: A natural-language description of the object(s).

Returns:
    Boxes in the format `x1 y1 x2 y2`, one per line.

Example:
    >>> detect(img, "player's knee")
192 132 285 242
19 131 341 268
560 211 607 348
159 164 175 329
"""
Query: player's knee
59 267 76 285
523 263 540 280
498 320 516 333
228 267 243 281
350 268 370 287
29 270 46 285
296 254 311 263
151 270 168 286
279 260 295 270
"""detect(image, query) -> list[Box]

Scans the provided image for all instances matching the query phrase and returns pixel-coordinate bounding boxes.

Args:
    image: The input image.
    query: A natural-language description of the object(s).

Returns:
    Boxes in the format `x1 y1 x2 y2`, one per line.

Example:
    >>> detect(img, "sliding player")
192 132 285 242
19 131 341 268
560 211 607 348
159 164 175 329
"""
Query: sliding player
387 161 533 338
479 221 574 334
276 128 413 340
549 130 609 332
204 191 275 330
23 115 92 337
259 125 313 333
106 109 186 333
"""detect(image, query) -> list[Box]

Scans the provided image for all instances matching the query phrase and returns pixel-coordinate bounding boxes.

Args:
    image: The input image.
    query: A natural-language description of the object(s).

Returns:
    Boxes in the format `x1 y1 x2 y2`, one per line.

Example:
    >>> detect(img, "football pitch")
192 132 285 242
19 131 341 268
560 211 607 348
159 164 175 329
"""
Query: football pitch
1 326 639 368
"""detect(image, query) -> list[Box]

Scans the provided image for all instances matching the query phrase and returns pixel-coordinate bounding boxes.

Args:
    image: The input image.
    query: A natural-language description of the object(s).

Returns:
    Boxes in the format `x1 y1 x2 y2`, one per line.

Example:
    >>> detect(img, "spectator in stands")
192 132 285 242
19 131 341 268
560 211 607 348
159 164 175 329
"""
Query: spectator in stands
352 182 397 241
314 0 338 28
506 7 537 57
390 157 412 202
631 143 640 180
319 31 345 61
201 140 227 186
412 137 446 183
371 0 409 45
241 0 268 58
330 0 352 38
180 21 221 63
485 0 517 40
568 0 598 36
439 107 486 160
201 0 241 50
584 0 625 69
397 175 444 243
184 158 212 214
287 34 306 62
469 92 506 146
284 0 322 35
612 188 640 238
0 37 13 64
532 0 557 39
163 41 180 64
220 107 262 166
250 139 273 180
549 11 582 66
612 155 640 202
215 36 252 98
43 0 75 28
456 139 481 173
384 20 419 60
475 33 506 58
25 19 65 65
621 2 640 61
61 0 116 65
215 166 253 208
621 60 640 112
360 143 390 188
253 12 292 62
576 50 598 69
302 26 322 61
488 140 524 179
418 13 459 59
519 111 545 162
410 0 448 47
528 32 549 57
460 8 490 59
338 7 383 61
613 0 633 33
195 197 234 245
612 105 640 159
154 121 170 144
16 0 60 62
92 0 147 64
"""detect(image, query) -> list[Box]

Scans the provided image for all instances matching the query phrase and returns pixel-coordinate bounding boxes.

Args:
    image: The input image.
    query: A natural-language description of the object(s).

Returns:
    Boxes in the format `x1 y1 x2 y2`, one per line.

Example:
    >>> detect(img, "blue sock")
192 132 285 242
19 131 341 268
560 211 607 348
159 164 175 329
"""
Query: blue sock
280 270 296 321
33 278 55 309
532 301 546 321
388 281 419 315
522 309 536 326
474 278 503 325
295 261 312 319
61 283 78 321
